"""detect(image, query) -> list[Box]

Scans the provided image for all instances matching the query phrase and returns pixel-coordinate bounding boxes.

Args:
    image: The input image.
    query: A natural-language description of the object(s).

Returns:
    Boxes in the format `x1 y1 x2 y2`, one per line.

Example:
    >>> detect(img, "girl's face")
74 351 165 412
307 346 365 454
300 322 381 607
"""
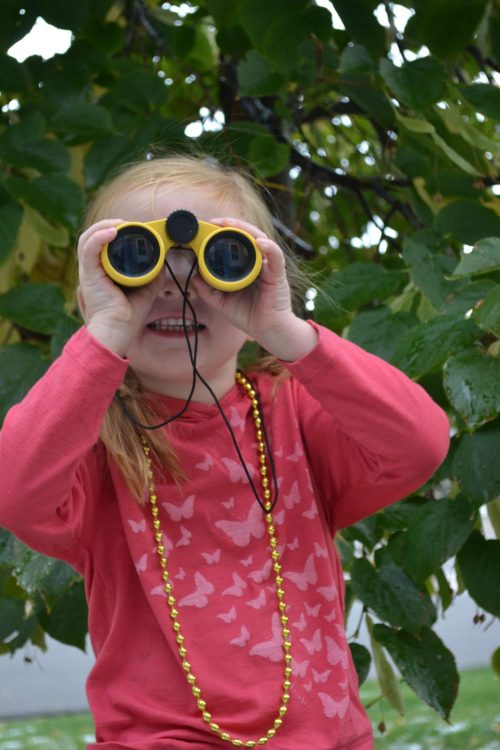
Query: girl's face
109 183 249 400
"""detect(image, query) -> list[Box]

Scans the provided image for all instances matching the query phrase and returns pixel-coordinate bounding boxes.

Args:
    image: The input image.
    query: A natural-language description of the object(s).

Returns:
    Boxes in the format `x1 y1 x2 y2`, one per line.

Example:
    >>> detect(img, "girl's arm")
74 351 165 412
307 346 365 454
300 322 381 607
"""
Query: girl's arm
0 327 128 566
278 321 450 531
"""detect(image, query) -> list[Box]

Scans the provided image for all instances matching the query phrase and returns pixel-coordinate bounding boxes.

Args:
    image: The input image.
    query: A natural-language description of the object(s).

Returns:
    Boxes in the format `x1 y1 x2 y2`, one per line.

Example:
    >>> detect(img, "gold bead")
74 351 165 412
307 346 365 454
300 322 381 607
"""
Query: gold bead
157 544 165 554
273 562 281 573
155 532 162 542
258 441 265 451
262 477 269 488
244 382 252 391
160 558 166 569
153 519 161 530
264 489 271 499
151 506 158 517
252 408 260 419
231 740 243 747
176 634 184 644
285 653 292 664
150 494 157 502
276 575 283 585
187 673 196 685
209 722 219 732
163 571 170 582
179 646 187 657
280 614 288 624
260 466 267 477
273 718 282 729
256 429 263 440
283 679 291 690
245 742 256 748
266 729 276 739
182 660 191 672
255 417 262 428
221 732 230 741
278 601 286 612
192 686 201 697
258 454 266 465
249 389 256 398
279 705 287 717
271 550 280 560
203 711 212 722
170 608 179 619
283 692 290 703
251 398 259 408
173 622 181 632
276 587 284 598
197 699 206 710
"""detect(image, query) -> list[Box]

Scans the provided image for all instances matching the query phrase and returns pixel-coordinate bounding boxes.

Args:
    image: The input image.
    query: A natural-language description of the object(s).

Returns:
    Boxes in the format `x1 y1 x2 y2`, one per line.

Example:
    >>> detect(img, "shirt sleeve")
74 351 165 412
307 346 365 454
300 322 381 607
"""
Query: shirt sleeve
282 321 450 531
0 326 129 568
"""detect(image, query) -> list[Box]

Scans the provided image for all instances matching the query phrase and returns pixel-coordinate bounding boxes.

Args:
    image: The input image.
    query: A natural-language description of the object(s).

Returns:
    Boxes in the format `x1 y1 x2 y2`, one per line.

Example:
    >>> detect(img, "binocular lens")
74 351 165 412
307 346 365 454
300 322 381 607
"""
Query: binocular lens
204 232 256 282
107 228 161 277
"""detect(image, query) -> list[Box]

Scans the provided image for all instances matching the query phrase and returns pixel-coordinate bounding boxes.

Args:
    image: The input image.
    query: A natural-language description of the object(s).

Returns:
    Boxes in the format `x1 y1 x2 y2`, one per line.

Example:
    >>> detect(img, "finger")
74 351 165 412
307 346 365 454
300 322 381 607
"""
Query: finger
78 219 124 250
78 223 122 276
209 216 268 241
256 237 286 282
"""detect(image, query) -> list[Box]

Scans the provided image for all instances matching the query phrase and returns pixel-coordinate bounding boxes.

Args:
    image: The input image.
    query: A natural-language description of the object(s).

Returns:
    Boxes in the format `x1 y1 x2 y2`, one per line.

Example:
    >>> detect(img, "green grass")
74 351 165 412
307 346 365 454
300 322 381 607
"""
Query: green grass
0 668 498 749
362 667 500 749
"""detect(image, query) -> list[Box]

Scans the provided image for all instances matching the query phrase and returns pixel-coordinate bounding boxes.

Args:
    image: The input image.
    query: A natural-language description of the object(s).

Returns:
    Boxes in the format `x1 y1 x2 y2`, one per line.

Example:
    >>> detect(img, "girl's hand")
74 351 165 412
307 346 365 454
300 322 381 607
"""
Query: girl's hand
77 220 165 356
190 218 318 361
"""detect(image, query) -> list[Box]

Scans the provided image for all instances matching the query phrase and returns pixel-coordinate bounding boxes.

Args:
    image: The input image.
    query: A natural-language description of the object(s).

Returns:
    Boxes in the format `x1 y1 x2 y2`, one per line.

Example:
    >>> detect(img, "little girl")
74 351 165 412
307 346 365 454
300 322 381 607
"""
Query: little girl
0 155 449 750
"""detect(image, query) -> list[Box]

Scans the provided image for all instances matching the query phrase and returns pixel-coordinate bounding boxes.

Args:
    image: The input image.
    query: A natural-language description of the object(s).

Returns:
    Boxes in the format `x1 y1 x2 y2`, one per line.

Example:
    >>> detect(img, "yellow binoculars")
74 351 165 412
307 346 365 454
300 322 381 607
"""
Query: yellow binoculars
101 210 262 292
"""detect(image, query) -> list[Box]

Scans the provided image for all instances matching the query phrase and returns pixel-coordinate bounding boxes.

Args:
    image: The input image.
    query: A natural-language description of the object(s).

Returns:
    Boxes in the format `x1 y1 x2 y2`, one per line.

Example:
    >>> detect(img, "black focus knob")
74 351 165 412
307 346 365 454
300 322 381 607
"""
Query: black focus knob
166 210 199 243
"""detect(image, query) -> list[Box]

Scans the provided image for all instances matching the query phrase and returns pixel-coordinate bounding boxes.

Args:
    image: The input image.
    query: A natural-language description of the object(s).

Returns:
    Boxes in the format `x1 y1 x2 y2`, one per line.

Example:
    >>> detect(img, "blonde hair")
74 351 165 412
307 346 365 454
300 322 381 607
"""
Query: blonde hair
82 154 306 501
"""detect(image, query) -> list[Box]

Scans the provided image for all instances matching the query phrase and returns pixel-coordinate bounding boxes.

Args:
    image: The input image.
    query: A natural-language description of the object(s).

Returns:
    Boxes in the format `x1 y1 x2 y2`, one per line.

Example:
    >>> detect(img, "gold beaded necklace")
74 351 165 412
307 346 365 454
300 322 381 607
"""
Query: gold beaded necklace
141 371 292 747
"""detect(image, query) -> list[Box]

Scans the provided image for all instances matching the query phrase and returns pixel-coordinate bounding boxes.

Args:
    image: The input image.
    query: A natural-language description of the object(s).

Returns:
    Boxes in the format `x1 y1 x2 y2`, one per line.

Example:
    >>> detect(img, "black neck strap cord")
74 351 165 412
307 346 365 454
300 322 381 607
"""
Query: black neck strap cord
115 258 279 512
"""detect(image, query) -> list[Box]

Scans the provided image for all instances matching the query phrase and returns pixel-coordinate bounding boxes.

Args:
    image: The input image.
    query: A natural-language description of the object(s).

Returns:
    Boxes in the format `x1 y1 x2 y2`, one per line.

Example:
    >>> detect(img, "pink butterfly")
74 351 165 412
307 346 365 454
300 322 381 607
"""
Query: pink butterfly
284 554 317 591
240 555 254 567
318 692 349 720
231 626 250 647
302 502 318 520
249 613 283 662
305 603 321 618
318 584 337 602
287 443 303 462
274 510 285 526
313 669 331 684
222 497 235 510
292 658 309 678
162 495 195 522
201 549 220 565
176 526 192 547
175 567 186 580
202 549 221 565
221 457 256 483
248 559 272 584
284 480 301 509
246 590 266 610
274 446 283 458
178 572 214 608
223 573 247 597
135 554 147 573
292 613 307 632
150 585 165 596
229 407 245 432
325 636 349 669
128 518 146 533
215 502 265 547
217 606 237 623
304 681 312 693
195 453 213 471
300 628 322 656
314 543 328 558
324 610 337 622
287 537 299 551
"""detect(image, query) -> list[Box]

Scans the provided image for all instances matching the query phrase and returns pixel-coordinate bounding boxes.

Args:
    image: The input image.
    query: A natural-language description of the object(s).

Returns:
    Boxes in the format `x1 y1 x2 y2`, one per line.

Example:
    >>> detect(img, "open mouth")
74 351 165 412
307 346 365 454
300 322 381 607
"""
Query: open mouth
147 317 206 334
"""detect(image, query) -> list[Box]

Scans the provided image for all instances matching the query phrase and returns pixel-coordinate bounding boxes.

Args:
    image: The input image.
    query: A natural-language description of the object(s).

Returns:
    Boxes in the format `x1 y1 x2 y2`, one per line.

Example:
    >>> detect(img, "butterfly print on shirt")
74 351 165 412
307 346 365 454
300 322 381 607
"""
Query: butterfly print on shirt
283 553 318 591
229 406 245 432
195 453 213 471
246 589 266 609
178 572 214 608
283 480 300 509
286 443 303 462
300 628 322 656
222 497 235 510
312 668 331 684
325 635 349 669
302 501 318 520
292 613 307 632
201 549 221 565
248 559 272 584
176 526 191 547
217 606 237 623
318 693 349 720
292 658 309 678
162 495 195 522
231 626 250 647
215 502 265 547
222 573 247 597
249 613 283 662
221 457 256 483
135 553 147 573
128 518 146 533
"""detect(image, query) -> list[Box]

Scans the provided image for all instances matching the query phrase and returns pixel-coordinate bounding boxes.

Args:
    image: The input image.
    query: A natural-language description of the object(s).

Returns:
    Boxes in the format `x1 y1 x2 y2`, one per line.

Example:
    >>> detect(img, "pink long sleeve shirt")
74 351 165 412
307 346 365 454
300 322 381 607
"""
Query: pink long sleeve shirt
0 322 450 749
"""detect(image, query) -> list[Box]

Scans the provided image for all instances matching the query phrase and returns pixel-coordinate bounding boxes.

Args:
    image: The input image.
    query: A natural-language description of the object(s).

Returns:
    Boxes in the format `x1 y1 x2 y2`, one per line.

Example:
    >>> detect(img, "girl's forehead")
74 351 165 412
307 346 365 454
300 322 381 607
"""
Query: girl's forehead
108 183 240 223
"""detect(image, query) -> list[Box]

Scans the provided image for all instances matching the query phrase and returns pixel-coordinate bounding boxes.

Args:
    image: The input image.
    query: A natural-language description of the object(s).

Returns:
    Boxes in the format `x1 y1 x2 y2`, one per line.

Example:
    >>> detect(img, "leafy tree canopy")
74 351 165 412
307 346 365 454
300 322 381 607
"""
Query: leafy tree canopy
1 0 499 728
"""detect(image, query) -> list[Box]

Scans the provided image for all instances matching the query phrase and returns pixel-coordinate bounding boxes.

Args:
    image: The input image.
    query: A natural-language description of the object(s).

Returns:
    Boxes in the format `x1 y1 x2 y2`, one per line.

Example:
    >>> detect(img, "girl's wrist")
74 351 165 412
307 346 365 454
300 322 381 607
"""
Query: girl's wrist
86 319 131 358
254 316 318 362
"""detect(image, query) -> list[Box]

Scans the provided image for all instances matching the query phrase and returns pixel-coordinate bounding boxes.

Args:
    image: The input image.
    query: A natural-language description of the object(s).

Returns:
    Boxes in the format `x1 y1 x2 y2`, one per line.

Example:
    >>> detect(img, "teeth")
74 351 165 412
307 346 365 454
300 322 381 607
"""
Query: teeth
149 318 200 331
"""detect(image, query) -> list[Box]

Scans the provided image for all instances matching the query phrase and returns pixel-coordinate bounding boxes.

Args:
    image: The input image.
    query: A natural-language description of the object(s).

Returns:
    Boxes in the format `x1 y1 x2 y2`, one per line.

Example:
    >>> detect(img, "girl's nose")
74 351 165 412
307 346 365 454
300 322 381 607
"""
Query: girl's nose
161 247 198 293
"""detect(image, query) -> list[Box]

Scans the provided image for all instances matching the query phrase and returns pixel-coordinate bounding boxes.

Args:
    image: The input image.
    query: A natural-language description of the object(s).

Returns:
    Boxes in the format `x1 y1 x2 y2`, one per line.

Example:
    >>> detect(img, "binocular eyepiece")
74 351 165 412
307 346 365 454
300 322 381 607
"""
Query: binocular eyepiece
101 210 262 292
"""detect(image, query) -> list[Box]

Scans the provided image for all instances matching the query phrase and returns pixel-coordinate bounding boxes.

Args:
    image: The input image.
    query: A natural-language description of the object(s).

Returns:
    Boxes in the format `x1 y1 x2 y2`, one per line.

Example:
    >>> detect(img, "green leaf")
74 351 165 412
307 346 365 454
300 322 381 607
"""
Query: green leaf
39 579 88 651
248 136 290 178
338 44 374 74
453 420 500 507
0 344 49 423
349 642 371 687
460 83 500 120
0 596 25 641
347 306 419 362
402 232 462 308
406 0 488 58
380 57 447 111
50 316 81 358
333 0 386 59
83 135 131 189
441 279 497 317
0 201 23 265
238 51 286 97
350 557 436 634
444 350 500 429
435 203 500 245
0 137 70 173
0 283 67 334
24 207 69 248
391 315 479 380
51 102 114 142
317 264 408 320
457 531 500 616
451 237 500 278
487 498 500 540
367 616 405 715
373 624 458 719
472 284 500 337
387 495 475 585
4 174 85 229
0 54 31 90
